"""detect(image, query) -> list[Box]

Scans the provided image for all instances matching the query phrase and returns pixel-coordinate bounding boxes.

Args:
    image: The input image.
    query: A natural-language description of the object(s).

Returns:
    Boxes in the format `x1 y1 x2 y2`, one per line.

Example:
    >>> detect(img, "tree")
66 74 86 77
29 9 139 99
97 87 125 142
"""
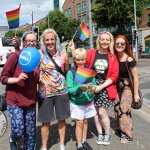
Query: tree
92 0 149 34
5 30 23 38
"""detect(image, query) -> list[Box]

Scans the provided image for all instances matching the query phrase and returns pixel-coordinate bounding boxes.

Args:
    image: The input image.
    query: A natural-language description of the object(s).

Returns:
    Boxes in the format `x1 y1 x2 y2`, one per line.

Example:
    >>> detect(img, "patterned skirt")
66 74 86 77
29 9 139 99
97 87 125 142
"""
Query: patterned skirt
94 79 115 107
114 79 133 138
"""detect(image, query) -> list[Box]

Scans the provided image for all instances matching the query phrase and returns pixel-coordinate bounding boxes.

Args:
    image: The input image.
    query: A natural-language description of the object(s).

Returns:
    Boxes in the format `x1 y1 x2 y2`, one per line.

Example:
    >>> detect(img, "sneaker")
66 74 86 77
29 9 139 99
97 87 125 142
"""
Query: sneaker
82 141 93 150
96 134 103 145
9 134 17 150
103 134 112 145
40 148 47 150
77 146 84 150
9 141 17 150
60 145 65 150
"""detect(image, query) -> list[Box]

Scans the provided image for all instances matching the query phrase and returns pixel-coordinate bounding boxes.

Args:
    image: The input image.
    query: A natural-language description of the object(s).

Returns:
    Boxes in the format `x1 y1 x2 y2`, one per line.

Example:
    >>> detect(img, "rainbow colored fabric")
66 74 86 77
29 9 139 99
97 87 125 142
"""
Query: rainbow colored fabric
5 4 21 29
75 66 97 84
77 21 91 41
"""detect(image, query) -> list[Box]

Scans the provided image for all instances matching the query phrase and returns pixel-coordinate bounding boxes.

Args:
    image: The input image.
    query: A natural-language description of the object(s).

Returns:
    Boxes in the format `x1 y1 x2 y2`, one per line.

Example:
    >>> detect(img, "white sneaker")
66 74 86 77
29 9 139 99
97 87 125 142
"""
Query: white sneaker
103 134 112 145
60 145 65 150
96 134 104 145
40 148 47 150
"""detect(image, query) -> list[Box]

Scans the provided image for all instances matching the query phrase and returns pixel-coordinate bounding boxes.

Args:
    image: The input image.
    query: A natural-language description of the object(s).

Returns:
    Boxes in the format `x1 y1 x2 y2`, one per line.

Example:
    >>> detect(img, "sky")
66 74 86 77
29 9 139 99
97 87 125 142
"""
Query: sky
0 0 54 26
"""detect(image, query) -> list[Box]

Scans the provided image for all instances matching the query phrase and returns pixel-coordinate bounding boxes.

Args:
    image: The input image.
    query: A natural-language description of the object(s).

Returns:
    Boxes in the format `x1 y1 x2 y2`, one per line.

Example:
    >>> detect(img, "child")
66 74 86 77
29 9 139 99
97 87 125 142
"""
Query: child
66 48 97 150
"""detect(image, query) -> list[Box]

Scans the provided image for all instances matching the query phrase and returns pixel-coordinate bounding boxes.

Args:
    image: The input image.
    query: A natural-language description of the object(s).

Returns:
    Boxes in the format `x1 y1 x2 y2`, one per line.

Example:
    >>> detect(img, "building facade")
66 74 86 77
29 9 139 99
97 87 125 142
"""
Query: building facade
137 1 150 53
62 0 97 48
0 26 9 38
54 0 65 11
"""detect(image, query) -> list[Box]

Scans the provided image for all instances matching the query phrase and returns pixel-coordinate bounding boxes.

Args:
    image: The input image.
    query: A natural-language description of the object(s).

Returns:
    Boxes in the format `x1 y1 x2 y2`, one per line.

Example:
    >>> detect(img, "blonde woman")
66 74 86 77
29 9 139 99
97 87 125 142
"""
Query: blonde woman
69 31 119 145
38 29 70 150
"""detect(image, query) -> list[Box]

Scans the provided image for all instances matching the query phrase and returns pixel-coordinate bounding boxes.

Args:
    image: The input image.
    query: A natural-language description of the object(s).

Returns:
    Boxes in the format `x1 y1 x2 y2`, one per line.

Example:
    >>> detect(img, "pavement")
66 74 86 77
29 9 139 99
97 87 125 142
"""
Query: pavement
0 54 150 150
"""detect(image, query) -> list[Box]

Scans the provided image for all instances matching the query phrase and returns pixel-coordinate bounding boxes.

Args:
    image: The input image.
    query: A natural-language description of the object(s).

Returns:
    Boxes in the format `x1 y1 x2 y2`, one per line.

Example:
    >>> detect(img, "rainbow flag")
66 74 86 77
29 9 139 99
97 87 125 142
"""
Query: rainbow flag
5 4 21 29
77 21 91 41
75 66 97 84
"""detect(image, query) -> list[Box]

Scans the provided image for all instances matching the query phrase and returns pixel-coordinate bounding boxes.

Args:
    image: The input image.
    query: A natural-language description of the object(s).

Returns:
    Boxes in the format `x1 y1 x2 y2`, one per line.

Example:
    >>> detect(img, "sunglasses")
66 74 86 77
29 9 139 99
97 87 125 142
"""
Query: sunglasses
115 42 125 46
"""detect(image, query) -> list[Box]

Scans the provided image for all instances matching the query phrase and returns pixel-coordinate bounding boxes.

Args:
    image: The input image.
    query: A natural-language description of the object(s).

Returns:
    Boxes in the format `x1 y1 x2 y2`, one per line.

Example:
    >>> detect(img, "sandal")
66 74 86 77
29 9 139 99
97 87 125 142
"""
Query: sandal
120 136 133 144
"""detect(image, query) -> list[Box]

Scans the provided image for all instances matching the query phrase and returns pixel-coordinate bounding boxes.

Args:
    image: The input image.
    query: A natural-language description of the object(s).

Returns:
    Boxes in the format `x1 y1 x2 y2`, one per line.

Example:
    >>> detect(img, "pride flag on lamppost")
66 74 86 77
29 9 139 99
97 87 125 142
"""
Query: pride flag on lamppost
5 4 21 29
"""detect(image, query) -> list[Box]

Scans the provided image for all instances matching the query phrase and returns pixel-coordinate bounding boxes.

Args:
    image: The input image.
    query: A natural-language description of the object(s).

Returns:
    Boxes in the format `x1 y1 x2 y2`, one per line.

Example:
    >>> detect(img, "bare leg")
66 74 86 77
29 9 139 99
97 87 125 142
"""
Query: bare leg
41 123 50 148
82 119 88 141
99 107 110 135
76 120 84 146
94 106 103 134
58 120 66 145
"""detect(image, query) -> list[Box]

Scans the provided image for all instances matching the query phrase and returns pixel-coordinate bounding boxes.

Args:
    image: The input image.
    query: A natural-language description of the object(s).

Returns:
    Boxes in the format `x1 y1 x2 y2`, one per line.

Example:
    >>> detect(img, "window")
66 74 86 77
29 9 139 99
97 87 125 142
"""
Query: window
78 16 81 21
148 14 150 27
83 14 86 24
77 3 81 14
148 1 150 8
68 8 72 17
65 10 68 15
82 1 86 12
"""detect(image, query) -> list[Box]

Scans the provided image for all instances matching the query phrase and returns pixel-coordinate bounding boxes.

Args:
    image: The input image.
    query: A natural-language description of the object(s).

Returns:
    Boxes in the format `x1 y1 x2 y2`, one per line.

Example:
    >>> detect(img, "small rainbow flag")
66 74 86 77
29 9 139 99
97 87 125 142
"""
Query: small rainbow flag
75 66 97 84
77 21 91 42
5 4 21 29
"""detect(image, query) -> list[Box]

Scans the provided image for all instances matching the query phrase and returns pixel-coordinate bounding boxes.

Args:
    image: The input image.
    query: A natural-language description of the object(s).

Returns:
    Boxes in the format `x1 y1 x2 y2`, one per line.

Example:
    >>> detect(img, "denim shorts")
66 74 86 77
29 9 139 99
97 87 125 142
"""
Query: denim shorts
38 93 70 123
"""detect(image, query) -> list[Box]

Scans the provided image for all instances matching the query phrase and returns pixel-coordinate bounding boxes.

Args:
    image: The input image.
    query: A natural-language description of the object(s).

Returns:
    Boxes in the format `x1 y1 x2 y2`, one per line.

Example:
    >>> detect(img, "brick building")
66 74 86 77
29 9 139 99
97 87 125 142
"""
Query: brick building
18 18 46 32
62 0 97 48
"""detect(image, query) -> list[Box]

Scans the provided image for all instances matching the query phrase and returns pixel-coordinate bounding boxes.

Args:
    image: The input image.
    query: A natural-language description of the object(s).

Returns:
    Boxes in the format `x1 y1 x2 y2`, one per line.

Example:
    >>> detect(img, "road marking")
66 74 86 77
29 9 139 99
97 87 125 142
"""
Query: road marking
137 105 150 118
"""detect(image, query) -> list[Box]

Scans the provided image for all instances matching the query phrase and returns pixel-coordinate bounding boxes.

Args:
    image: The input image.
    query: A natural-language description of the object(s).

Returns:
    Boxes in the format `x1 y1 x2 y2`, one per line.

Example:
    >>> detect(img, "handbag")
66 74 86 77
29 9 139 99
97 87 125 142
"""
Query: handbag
0 93 7 111
126 57 143 109
47 52 66 77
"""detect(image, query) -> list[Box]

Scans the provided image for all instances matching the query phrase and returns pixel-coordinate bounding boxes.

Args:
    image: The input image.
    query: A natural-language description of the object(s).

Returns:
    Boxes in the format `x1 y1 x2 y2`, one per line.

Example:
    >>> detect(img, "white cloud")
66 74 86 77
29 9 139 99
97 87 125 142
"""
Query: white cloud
0 0 54 26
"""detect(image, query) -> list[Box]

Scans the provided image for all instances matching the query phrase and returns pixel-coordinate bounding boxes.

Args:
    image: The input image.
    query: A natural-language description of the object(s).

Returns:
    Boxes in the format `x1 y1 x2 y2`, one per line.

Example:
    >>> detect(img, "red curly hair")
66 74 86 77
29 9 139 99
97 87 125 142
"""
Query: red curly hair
114 35 136 63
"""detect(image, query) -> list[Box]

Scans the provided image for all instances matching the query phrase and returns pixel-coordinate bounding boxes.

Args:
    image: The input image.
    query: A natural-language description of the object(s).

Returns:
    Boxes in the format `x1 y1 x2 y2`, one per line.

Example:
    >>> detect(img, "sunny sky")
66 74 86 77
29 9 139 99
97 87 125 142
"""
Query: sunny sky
0 0 54 26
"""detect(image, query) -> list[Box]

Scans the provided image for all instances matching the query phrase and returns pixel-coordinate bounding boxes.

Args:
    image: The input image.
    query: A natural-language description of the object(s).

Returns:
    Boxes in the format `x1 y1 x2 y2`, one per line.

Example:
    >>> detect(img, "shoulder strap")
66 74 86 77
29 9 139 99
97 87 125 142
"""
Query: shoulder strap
126 57 134 88
47 52 66 77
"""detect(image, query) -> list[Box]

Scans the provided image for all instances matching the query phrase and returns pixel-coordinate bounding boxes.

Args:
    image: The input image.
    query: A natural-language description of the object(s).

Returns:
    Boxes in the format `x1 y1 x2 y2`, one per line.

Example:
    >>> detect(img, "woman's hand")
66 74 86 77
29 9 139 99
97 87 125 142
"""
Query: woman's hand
12 36 20 49
68 39 75 51
95 85 103 93
134 93 140 103
81 85 88 92
17 73 28 82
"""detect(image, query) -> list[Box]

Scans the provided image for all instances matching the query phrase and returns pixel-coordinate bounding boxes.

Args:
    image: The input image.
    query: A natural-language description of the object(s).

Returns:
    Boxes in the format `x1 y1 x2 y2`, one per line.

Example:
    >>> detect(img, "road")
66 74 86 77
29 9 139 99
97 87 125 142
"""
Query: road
0 61 150 150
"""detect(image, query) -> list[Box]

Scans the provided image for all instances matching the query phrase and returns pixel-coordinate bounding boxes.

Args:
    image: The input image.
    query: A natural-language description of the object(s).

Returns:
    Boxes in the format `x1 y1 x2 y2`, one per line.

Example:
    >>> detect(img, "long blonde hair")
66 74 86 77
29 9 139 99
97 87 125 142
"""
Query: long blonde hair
96 31 114 55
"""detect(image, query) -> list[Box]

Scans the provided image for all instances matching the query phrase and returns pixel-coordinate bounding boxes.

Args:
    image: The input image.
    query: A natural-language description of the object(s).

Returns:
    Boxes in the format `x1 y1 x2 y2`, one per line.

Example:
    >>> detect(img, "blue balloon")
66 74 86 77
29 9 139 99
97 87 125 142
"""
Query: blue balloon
19 47 40 72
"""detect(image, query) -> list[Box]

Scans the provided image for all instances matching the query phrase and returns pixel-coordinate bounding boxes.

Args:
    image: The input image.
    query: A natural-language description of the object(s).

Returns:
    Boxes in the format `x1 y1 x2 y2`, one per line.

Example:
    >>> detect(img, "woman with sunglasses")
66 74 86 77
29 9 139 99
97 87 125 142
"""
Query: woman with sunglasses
113 35 140 143
69 31 119 146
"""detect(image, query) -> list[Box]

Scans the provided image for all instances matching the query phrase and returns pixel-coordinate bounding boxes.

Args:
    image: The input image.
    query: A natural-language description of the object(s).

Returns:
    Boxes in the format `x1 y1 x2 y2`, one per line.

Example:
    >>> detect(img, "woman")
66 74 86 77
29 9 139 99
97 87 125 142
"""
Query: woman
113 35 140 143
1 31 39 150
38 28 70 150
69 31 119 145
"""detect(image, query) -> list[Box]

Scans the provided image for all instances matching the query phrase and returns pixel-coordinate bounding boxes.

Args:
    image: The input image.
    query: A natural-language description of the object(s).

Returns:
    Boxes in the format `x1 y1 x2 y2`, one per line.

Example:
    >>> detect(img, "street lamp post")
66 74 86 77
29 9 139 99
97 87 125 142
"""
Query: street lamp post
37 6 49 28
31 11 33 27
88 0 93 49
134 0 138 59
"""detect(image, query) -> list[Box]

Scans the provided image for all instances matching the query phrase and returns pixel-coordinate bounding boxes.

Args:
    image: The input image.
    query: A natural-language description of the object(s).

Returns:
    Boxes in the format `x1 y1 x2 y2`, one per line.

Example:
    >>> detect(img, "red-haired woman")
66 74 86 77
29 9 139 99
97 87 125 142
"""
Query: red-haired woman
113 35 140 143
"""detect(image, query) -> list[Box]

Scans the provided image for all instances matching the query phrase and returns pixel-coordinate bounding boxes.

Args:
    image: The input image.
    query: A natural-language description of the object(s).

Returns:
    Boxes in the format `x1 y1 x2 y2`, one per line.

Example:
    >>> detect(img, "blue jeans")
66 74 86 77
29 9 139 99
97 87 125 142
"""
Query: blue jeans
7 105 36 150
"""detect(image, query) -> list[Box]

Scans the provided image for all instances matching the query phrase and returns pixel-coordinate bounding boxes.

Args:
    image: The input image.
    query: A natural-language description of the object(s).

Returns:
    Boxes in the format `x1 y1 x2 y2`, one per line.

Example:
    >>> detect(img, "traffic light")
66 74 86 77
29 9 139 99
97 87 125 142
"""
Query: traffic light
132 30 138 40
32 26 39 41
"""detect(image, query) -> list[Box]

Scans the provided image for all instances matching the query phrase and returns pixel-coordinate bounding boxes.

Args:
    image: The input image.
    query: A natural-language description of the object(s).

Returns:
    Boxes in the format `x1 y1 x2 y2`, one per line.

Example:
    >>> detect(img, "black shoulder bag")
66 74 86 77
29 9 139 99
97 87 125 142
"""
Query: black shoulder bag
47 52 66 78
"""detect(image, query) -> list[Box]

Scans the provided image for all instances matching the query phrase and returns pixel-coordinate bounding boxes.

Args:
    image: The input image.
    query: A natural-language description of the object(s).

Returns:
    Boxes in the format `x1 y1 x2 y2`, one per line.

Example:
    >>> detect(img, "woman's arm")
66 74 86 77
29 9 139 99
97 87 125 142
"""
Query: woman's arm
63 52 69 73
130 66 140 102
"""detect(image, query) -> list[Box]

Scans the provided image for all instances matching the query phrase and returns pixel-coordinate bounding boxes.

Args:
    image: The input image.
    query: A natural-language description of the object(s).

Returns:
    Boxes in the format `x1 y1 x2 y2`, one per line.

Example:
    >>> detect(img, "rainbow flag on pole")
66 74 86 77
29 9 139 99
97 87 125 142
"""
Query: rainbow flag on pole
75 66 97 84
5 4 21 29
77 21 91 42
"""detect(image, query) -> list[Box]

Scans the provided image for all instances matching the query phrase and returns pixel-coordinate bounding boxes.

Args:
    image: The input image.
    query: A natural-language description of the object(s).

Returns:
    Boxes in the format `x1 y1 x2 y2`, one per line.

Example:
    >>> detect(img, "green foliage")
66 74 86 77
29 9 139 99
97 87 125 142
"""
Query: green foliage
5 30 23 38
92 0 149 34
39 9 87 46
